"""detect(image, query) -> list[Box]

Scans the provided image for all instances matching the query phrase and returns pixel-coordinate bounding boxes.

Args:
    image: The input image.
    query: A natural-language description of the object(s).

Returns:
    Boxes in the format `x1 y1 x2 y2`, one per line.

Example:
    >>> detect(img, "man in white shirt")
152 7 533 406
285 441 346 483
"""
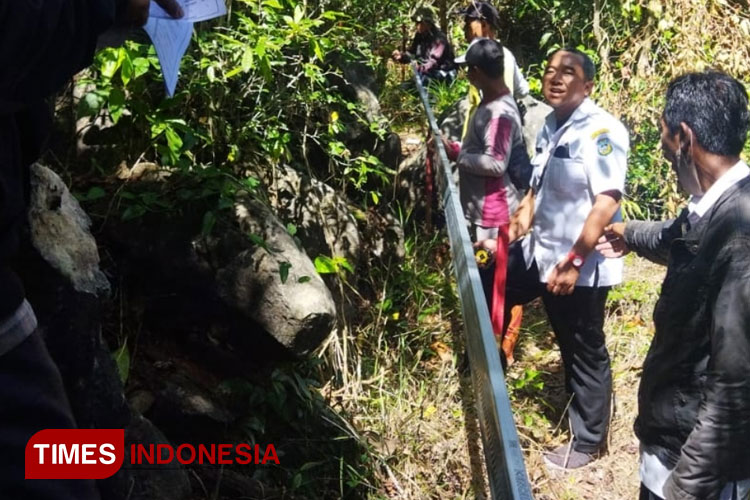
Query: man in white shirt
597 71 750 499
500 47 629 469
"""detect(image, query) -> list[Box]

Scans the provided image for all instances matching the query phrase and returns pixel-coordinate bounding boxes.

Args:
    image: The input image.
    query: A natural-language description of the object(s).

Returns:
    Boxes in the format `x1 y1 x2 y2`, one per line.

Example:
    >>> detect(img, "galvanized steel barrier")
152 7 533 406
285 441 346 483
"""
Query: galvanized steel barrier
412 65 533 500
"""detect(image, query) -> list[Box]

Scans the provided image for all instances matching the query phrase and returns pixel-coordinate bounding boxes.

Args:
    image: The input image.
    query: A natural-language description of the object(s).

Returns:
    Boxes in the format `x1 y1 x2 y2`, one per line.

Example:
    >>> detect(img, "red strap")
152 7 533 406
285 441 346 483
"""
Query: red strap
490 224 510 336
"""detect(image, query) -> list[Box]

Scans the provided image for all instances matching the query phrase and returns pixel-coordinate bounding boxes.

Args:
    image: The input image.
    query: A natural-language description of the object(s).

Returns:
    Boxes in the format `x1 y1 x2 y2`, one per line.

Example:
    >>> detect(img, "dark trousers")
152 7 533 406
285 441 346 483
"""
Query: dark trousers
0 330 100 499
504 241 612 453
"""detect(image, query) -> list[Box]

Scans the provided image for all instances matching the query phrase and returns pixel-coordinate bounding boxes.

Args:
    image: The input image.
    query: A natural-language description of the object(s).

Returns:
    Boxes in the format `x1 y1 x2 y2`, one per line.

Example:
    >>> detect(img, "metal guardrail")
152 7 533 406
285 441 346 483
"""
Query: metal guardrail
411 65 533 500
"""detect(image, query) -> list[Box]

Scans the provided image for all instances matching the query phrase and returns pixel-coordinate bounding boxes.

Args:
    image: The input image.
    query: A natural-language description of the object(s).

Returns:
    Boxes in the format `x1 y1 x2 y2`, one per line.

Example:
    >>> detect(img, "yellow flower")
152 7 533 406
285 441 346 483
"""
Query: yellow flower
330 111 339 122
475 249 490 265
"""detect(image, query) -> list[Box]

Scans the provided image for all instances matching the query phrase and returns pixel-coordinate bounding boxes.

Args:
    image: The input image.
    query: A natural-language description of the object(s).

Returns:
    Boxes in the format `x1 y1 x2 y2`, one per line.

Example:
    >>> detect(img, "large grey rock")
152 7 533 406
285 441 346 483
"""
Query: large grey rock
519 95 552 158
338 62 401 169
125 415 192 500
27 164 110 296
216 199 336 355
259 164 361 266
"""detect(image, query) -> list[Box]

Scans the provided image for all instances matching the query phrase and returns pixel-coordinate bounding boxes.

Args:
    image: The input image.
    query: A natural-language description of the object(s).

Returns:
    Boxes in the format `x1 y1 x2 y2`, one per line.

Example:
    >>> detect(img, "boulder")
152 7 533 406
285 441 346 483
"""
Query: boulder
336 61 402 170
257 164 405 269
259 164 361 266
519 95 552 158
27 164 110 296
217 199 337 355
125 415 192 500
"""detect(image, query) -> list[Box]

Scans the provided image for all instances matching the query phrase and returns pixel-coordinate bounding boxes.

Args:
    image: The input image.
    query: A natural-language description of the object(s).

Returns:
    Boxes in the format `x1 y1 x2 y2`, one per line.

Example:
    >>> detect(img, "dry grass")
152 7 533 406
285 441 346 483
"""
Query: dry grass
328 229 666 499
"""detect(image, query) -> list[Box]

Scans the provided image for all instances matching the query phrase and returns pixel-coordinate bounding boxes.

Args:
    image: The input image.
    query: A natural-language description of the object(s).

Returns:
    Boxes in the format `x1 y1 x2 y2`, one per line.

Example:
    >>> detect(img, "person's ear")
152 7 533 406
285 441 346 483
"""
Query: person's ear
679 122 694 153
583 80 594 96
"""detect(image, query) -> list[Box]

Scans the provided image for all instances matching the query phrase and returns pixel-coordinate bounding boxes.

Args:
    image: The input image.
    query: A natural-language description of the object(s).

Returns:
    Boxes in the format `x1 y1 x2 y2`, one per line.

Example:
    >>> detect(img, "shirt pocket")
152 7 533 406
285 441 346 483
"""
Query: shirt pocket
547 156 588 195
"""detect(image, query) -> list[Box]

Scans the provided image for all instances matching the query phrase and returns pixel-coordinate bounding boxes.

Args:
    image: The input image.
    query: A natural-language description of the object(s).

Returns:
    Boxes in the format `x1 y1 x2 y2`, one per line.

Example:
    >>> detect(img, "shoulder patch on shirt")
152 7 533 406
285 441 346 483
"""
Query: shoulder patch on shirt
591 128 610 140
597 136 613 156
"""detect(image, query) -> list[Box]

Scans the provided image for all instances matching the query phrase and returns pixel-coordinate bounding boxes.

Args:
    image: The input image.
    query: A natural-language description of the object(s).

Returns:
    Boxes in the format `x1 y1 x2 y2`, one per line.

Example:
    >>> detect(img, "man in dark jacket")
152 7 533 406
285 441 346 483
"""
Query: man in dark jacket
0 1 181 498
392 6 456 86
597 71 750 500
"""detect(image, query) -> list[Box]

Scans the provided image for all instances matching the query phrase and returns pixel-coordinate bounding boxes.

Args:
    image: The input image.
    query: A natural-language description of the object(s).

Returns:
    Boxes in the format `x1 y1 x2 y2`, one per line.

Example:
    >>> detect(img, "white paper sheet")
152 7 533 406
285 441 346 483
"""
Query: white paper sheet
144 0 226 96
149 0 227 22
144 18 193 97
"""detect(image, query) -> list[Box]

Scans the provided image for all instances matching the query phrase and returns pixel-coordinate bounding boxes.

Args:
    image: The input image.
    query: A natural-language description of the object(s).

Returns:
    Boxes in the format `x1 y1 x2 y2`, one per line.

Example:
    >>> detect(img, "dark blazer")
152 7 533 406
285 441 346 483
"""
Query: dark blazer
625 175 750 500
0 1 117 316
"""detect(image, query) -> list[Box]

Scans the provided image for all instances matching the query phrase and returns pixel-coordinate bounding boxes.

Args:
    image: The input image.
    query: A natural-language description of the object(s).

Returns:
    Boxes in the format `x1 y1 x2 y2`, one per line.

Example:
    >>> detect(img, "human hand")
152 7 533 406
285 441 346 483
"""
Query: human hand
120 0 184 27
508 190 535 243
546 260 578 295
595 222 629 259
473 238 498 253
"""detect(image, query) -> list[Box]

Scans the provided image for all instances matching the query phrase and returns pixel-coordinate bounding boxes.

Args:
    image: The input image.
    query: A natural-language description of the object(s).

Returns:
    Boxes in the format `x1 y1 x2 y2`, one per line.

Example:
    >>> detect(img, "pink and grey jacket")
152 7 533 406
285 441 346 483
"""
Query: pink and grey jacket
447 92 529 227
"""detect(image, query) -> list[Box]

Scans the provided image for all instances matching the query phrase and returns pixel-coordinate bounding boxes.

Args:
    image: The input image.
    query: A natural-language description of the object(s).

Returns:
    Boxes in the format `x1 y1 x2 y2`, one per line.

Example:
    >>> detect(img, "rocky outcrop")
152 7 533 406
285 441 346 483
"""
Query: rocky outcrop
519 95 552 158
216 199 336 354
99 181 337 357
19 164 191 500
259 164 361 266
256 163 405 268
27 164 110 296
336 61 401 170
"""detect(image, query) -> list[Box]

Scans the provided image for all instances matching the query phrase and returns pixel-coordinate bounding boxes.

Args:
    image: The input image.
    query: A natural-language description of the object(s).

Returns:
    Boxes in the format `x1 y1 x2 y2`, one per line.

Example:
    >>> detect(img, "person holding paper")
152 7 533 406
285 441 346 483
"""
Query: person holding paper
0 1 181 498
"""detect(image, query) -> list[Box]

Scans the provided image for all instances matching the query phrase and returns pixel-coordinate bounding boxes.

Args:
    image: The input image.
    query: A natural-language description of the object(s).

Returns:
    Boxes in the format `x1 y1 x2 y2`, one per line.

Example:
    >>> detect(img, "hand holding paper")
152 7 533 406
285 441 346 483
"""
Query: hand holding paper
121 0 184 27
143 0 227 96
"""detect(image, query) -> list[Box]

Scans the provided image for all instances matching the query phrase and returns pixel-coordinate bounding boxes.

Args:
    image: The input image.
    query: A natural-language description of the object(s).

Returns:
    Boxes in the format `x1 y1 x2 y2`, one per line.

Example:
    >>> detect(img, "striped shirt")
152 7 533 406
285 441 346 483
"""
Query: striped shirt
456 91 527 227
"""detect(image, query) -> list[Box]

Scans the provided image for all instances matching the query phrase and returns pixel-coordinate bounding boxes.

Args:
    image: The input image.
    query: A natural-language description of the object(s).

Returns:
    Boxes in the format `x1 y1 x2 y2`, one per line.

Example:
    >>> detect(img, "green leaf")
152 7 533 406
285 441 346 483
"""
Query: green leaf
122 204 147 221
113 343 130 384
291 472 302 490
298 276 311 283
132 57 150 78
279 261 292 284
121 54 134 85
248 233 271 252
80 92 103 117
293 4 304 23
539 32 553 48
286 223 297 236
312 39 324 61
83 186 107 202
314 255 337 274
165 127 183 152
241 46 255 72
336 257 354 273
109 88 126 124
201 211 216 236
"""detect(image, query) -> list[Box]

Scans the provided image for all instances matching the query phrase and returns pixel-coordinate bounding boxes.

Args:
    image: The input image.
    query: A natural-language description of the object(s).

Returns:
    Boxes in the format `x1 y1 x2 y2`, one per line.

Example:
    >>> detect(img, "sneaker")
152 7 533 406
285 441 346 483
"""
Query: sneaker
543 443 599 471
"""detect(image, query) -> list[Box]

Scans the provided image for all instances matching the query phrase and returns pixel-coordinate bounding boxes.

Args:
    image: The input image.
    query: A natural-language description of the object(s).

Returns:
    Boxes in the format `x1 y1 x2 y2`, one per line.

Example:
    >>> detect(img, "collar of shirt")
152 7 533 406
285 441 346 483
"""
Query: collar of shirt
687 160 750 224
543 97 596 134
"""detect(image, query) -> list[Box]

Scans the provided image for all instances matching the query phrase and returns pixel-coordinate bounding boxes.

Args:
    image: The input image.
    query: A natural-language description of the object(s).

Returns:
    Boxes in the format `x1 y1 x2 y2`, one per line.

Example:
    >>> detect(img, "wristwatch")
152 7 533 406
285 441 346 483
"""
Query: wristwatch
567 251 585 270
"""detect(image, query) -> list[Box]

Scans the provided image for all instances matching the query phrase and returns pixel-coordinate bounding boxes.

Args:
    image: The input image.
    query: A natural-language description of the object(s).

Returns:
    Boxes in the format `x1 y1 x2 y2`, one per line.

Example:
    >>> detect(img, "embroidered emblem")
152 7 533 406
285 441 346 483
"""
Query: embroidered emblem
591 128 610 139
597 136 613 156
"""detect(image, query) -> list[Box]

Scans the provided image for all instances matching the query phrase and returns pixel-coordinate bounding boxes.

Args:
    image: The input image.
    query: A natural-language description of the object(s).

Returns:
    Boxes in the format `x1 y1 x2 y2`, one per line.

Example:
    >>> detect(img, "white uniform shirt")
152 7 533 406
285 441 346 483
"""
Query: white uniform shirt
523 98 629 286
640 160 750 500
